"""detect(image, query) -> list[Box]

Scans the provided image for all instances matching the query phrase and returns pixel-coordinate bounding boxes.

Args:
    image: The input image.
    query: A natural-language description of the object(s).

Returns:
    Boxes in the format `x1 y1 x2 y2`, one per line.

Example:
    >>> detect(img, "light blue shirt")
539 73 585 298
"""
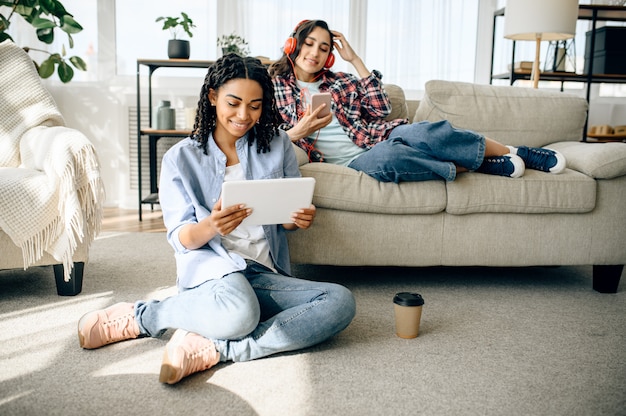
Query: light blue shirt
158 130 301 290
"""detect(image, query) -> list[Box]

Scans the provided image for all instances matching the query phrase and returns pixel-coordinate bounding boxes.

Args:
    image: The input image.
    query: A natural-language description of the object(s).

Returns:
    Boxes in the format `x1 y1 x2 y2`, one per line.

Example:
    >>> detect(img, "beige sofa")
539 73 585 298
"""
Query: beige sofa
0 40 104 296
287 80 626 293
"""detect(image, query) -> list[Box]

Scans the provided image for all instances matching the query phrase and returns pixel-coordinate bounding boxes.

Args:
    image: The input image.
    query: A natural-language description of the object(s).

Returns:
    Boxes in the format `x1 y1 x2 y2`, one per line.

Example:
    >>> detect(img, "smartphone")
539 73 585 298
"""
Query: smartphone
311 92 331 117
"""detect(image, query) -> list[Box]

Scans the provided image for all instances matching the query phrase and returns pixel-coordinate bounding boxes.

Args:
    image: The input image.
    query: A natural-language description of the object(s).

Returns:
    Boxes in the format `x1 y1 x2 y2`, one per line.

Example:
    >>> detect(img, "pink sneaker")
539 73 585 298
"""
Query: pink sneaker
78 302 140 349
159 329 220 384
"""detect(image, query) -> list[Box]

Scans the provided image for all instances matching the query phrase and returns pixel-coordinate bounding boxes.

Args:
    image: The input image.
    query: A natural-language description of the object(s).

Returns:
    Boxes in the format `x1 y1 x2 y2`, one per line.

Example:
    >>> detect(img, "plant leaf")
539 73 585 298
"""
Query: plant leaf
0 13 10 32
14 4 34 20
39 0 57 15
61 14 83 34
49 53 63 63
36 27 54 44
39 57 55 78
69 55 87 71
31 16 56 29
58 60 74 83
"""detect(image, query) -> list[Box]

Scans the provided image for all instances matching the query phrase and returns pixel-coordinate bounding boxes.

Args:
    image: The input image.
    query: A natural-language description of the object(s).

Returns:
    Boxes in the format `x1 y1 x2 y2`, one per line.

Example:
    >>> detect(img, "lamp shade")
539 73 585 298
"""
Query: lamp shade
504 0 578 41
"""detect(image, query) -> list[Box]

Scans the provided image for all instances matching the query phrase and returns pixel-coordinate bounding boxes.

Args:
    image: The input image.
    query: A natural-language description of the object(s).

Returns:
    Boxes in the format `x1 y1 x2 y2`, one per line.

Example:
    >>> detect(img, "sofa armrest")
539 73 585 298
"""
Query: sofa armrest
20 126 102 190
19 125 104 280
549 141 626 179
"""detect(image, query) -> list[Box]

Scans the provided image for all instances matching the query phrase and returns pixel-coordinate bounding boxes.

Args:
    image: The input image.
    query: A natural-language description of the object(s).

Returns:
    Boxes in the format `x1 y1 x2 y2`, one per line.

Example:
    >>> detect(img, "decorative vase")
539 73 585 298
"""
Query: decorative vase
156 100 175 130
168 39 190 59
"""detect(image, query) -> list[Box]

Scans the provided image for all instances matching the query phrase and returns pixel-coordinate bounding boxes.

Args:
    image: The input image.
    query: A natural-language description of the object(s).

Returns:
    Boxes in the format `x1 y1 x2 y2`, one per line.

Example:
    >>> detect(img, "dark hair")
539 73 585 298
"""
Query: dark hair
192 53 280 154
269 20 334 79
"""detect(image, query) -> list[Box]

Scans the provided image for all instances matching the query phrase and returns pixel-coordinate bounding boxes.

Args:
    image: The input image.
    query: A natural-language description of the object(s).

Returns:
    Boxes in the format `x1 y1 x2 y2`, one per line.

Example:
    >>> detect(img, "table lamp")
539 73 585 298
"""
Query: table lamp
504 0 578 88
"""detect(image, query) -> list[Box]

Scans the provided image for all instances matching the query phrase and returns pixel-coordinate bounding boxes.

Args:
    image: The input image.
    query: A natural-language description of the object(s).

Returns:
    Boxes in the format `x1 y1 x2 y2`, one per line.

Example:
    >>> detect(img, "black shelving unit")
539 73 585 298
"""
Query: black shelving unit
491 5 626 94
490 4 626 140
135 59 213 221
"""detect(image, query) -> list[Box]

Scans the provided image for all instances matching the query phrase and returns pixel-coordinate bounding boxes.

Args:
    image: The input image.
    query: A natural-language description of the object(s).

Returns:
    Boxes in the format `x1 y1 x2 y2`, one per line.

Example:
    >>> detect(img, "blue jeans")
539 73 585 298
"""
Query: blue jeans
348 120 486 182
134 261 356 362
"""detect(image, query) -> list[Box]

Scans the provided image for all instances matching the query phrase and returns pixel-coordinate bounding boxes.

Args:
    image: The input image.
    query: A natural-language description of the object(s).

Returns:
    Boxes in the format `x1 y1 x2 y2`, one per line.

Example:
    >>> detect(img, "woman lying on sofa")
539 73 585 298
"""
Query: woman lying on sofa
269 19 566 182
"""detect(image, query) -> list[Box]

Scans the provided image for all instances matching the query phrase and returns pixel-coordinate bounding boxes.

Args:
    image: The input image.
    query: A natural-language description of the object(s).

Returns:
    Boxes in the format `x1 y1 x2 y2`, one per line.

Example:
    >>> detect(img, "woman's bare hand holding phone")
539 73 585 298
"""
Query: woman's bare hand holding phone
287 105 332 142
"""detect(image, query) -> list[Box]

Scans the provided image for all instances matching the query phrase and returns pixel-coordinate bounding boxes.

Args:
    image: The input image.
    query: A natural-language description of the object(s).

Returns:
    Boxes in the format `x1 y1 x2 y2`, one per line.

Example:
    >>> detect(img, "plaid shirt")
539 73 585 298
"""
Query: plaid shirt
272 70 408 154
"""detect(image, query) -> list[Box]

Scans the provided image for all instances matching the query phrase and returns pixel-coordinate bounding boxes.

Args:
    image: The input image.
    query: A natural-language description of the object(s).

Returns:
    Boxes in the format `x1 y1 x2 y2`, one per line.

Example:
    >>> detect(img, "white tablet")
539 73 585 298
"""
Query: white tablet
221 177 316 226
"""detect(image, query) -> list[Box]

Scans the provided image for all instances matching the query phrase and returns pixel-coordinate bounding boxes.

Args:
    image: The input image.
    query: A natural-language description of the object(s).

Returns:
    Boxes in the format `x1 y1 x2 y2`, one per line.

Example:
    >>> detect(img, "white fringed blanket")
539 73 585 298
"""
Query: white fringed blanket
0 40 104 281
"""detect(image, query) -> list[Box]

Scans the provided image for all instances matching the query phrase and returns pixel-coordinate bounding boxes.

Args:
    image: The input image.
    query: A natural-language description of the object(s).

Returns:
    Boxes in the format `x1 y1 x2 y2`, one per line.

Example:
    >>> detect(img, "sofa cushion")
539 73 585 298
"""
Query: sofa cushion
413 80 588 148
384 83 409 121
299 162 446 214
293 143 310 166
548 141 626 179
446 169 596 214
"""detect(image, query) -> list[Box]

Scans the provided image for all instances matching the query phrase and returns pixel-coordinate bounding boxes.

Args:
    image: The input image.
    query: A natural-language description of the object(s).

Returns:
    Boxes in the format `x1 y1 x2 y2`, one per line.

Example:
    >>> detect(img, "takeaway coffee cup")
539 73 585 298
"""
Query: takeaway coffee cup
393 292 425 338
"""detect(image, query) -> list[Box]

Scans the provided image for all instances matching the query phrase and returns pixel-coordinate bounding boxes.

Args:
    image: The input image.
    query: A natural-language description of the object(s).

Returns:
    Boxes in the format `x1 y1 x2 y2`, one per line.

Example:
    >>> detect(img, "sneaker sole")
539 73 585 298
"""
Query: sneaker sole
548 151 566 174
77 312 99 349
159 349 182 384
159 330 187 384
509 154 525 178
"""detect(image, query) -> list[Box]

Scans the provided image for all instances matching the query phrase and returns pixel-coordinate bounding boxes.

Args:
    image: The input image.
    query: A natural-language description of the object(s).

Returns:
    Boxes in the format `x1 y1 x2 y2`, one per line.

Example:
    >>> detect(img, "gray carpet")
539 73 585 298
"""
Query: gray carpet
0 231 624 416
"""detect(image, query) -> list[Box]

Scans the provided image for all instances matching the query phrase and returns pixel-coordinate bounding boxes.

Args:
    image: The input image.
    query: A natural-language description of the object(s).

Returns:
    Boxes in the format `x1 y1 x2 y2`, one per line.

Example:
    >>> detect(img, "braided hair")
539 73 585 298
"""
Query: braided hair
192 53 280 154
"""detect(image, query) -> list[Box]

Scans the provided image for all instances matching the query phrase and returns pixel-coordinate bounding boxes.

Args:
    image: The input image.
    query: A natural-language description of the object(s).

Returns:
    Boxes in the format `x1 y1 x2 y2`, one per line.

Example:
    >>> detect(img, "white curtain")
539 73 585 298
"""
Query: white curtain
364 0 479 91
28 0 483 88
217 0 480 91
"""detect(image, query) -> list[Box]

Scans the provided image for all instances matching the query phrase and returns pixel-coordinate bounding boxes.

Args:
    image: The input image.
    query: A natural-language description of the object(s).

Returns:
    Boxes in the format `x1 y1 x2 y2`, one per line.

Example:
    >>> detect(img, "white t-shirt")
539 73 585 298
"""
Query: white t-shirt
220 163 276 272
298 80 366 167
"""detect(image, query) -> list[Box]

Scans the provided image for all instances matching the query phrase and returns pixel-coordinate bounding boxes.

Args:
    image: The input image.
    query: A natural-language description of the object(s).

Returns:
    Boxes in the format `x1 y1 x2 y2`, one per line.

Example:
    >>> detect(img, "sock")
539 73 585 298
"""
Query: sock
506 145 518 155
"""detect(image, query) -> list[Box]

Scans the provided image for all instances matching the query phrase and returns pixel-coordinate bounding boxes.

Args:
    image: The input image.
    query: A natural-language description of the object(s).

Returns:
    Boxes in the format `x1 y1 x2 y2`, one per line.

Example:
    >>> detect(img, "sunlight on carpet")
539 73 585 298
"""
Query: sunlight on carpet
209 353 314 415
0 292 117 382
92 345 163 377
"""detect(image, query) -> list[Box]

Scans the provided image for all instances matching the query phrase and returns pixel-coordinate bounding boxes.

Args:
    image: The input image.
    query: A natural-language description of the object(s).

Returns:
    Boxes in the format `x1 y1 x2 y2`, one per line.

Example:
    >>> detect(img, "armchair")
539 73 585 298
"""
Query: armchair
0 40 105 295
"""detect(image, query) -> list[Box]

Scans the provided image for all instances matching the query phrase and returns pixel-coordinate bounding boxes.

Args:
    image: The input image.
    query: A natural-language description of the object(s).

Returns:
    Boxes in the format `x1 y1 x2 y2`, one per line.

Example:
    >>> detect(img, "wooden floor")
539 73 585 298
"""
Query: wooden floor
101 207 166 233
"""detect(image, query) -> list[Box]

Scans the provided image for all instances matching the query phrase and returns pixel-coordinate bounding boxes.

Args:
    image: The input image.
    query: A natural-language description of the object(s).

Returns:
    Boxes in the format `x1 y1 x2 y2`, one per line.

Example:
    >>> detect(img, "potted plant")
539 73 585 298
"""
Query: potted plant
155 12 195 59
0 0 87 83
217 32 249 57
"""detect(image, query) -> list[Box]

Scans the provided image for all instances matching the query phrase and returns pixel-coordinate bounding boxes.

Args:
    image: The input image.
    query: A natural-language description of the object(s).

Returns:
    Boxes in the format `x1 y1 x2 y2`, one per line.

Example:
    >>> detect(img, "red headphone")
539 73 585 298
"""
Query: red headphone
283 20 335 69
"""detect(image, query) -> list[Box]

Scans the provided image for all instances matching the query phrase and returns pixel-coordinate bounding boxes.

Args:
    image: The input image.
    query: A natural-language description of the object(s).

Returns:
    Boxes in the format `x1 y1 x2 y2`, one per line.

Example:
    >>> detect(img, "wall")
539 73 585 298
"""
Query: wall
45 77 201 210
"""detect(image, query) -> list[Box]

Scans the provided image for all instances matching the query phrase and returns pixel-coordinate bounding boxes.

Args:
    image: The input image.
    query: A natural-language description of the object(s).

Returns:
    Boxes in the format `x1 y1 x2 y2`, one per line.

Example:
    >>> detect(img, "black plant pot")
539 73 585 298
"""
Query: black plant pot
168 39 190 59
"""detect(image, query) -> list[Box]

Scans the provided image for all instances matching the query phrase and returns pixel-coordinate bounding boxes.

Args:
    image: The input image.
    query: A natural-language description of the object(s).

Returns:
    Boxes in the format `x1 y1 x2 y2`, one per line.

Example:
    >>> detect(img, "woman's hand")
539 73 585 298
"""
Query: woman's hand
331 30 358 62
283 204 316 230
207 198 251 236
179 198 250 249
331 30 371 79
287 105 332 142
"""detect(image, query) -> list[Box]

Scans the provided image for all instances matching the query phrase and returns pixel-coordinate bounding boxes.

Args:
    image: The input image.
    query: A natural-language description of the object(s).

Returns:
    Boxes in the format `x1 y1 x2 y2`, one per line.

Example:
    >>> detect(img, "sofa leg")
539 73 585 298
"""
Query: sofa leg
592 265 623 293
53 262 84 296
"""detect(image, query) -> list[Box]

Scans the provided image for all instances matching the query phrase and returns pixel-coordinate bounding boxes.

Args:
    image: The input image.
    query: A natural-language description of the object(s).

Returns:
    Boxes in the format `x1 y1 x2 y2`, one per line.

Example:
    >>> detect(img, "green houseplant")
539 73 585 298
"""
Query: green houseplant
217 32 249 57
155 12 195 59
0 0 87 82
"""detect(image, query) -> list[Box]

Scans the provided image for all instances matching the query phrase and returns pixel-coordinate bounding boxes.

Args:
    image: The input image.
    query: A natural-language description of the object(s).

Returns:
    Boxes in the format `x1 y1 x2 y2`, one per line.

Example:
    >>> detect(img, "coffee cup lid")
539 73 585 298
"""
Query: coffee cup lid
393 292 424 306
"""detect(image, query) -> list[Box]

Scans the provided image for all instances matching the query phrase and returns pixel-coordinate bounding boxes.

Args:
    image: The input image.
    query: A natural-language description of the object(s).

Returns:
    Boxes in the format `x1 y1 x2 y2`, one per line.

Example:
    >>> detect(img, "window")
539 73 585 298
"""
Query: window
113 0 480 90
3 0 98 82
